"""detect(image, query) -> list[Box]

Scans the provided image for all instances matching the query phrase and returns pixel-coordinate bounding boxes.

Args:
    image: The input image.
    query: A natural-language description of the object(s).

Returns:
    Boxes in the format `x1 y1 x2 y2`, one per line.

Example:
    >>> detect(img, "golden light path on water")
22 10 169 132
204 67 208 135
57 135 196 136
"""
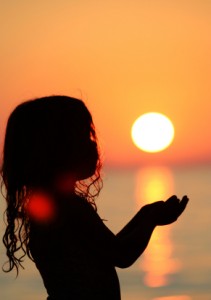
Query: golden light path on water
153 296 191 300
135 167 181 288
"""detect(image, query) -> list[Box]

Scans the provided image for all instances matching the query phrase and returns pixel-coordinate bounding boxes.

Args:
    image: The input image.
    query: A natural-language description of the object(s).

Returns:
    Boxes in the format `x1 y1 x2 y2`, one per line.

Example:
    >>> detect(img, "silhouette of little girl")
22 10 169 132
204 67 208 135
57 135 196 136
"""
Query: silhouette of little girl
1 96 189 300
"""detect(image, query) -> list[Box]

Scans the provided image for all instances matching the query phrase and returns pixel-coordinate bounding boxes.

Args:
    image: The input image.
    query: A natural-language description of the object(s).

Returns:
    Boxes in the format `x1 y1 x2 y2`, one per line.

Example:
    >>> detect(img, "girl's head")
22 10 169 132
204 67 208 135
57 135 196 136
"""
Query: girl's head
1 95 102 274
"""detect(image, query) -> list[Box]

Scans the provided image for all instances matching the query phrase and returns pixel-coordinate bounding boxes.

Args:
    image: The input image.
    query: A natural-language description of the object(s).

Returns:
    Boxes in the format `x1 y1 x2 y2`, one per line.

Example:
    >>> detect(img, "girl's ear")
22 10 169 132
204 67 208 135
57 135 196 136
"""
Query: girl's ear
76 141 98 180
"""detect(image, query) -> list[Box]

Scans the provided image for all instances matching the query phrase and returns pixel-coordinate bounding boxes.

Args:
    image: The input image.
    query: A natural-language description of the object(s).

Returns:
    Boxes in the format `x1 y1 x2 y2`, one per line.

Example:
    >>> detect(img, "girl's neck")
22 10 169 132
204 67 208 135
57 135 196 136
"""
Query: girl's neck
52 172 76 196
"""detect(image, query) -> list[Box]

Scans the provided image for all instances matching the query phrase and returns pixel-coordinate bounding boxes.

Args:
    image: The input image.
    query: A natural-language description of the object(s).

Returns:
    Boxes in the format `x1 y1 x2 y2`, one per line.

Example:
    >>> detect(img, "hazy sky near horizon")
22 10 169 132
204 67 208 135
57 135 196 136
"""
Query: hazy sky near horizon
1 0 211 167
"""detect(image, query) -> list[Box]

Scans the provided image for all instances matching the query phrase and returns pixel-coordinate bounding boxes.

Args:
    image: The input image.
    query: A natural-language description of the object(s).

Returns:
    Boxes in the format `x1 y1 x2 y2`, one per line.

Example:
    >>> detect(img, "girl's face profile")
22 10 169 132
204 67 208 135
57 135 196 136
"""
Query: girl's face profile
54 140 98 194
2 95 101 189
57 134 98 174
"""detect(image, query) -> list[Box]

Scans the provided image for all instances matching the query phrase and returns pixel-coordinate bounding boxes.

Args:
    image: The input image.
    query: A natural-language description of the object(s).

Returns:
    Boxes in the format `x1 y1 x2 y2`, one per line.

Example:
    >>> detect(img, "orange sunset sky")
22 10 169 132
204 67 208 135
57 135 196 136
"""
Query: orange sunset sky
1 0 211 167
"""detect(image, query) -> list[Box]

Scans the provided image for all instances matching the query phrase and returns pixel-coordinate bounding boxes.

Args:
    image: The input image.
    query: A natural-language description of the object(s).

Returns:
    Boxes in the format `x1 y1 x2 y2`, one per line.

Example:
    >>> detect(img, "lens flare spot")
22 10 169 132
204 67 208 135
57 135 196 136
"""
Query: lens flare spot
27 192 55 222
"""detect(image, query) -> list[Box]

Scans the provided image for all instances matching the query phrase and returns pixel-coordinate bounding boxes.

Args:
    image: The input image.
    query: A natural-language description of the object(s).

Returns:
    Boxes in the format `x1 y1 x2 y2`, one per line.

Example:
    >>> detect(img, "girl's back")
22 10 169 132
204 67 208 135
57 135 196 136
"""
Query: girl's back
29 191 121 300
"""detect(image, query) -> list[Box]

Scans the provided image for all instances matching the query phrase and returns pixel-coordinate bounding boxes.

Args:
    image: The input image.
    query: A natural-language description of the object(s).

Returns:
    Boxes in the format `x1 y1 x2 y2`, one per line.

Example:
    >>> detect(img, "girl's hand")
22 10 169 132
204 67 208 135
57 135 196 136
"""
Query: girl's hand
141 195 189 226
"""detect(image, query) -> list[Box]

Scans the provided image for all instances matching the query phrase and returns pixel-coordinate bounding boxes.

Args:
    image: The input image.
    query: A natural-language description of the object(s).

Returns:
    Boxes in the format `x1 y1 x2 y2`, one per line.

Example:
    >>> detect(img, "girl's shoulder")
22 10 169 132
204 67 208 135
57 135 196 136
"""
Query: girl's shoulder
56 193 96 220
29 191 97 232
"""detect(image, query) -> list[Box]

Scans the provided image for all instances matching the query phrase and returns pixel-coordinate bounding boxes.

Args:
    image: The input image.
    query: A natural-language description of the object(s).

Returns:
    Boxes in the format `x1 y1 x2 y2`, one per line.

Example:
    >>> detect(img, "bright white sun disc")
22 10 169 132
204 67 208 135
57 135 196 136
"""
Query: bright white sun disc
131 112 175 153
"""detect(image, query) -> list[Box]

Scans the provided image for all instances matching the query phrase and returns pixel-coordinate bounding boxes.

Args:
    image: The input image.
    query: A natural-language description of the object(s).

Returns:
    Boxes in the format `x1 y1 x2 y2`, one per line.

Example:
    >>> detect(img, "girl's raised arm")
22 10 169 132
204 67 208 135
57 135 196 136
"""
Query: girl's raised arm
66 195 188 269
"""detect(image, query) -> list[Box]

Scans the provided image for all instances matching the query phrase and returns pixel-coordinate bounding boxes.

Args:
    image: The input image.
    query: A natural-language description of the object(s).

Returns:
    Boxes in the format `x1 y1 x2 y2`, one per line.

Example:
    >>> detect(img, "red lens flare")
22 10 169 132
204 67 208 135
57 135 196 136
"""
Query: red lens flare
27 192 55 222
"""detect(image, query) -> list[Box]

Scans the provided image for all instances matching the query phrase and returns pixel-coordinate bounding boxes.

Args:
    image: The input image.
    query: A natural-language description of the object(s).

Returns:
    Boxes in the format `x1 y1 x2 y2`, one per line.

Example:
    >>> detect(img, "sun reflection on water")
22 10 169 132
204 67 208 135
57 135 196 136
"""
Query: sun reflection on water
153 296 191 300
135 167 181 288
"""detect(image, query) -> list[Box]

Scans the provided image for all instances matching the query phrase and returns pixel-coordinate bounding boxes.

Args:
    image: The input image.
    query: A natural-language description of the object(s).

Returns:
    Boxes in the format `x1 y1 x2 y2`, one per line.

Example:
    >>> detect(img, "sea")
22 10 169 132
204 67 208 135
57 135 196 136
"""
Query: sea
0 165 211 300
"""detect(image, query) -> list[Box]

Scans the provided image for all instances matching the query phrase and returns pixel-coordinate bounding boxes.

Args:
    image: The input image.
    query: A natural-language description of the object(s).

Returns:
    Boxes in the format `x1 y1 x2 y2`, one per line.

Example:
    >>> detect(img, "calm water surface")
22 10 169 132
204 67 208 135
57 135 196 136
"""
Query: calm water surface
1 165 211 300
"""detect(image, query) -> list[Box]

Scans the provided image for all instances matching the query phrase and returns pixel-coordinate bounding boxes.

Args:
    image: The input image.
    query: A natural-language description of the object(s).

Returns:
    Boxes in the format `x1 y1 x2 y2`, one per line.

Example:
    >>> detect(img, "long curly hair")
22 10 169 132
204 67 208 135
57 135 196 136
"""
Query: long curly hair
1 95 103 276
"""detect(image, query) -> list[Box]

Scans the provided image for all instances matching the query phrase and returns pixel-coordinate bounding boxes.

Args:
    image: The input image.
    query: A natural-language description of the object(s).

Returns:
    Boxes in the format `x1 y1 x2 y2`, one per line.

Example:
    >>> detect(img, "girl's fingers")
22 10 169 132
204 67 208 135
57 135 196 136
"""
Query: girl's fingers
155 195 189 225
178 196 189 215
165 195 180 205
166 195 178 201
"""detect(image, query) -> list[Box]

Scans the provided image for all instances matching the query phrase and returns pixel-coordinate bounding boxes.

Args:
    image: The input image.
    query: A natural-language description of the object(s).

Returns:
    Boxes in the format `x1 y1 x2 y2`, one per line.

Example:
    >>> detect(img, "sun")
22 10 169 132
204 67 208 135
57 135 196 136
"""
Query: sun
131 112 175 153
